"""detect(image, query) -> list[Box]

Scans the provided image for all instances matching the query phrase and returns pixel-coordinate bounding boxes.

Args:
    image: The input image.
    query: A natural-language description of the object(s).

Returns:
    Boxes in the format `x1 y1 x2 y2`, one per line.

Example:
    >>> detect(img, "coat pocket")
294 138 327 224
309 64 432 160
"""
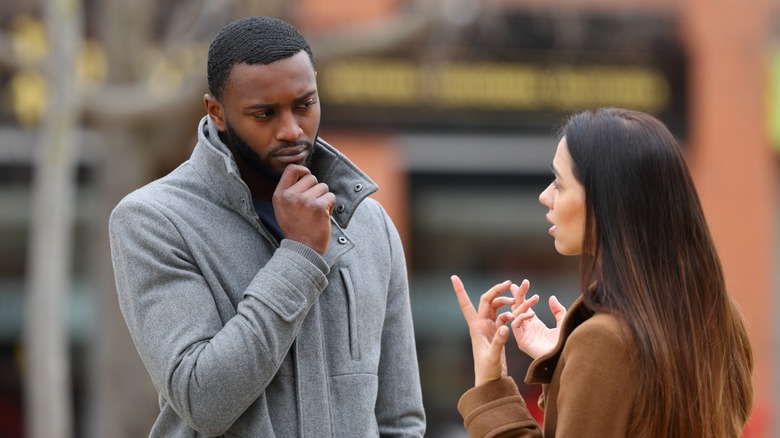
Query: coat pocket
339 267 361 360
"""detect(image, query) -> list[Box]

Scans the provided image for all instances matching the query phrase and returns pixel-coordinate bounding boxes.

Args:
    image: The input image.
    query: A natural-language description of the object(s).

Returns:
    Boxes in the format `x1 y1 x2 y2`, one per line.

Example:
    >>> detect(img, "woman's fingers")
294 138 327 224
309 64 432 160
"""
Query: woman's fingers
476 280 512 319
510 279 532 311
495 311 514 326
510 308 537 329
470 280 512 320
489 326 510 357
452 276 513 321
549 295 567 327
474 325 511 387
512 293 540 317
491 296 515 311
451 275 478 324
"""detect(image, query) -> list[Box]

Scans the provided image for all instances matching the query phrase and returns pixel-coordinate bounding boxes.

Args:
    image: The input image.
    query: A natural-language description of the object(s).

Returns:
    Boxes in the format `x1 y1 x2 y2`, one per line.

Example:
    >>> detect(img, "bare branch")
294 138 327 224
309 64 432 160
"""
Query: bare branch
161 0 240 47
308 0 443 61
81 75 205 126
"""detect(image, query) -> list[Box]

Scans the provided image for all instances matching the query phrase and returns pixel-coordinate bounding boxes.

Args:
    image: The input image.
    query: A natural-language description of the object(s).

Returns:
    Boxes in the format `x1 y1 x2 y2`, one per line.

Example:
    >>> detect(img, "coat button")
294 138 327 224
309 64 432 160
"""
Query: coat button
354 183 363 192
338 236 348 244
336 204 346 213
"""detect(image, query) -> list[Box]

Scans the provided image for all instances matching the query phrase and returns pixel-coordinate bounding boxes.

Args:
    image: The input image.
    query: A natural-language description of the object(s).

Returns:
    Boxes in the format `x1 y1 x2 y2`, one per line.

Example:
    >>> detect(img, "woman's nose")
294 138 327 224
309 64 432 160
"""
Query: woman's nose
539 184 552 207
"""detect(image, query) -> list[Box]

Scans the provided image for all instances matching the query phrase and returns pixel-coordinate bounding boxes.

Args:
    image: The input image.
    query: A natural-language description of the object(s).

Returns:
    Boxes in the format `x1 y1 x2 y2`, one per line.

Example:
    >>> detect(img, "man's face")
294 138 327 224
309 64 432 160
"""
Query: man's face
210 51 320 181
223 117 315 182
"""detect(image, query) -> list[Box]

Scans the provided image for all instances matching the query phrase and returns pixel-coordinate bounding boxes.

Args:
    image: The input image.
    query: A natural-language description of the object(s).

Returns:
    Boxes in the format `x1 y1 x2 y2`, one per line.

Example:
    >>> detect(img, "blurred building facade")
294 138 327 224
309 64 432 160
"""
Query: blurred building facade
0 0 776 437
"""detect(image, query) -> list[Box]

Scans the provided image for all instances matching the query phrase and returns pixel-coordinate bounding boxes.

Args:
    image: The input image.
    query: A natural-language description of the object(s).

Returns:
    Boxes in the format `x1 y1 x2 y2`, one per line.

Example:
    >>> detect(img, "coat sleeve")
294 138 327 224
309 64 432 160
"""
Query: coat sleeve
458 377 543 438
109 196 329 436
553 316 637 437
372 203 427 437
457 315 637 438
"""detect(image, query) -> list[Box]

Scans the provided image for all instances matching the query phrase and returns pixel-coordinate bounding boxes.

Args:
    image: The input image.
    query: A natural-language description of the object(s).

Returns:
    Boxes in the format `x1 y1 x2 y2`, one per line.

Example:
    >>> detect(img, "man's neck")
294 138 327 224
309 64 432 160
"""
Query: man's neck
228 152 276 201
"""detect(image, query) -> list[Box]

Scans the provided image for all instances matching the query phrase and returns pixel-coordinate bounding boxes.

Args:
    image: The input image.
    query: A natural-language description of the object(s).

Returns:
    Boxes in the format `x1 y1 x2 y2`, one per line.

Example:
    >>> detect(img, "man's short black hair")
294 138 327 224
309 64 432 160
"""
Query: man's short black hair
207 16 314 101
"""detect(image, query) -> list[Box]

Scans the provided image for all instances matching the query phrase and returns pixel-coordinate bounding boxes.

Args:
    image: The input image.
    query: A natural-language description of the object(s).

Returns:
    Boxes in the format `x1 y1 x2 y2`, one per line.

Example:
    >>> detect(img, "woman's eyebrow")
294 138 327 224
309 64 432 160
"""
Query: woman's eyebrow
550 164 560 177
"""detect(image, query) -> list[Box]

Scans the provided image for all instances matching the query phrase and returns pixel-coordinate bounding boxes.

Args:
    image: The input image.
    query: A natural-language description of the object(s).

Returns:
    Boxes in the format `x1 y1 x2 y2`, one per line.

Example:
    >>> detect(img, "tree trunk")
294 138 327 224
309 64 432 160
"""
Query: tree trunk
86 123 160 438
23 0 82 437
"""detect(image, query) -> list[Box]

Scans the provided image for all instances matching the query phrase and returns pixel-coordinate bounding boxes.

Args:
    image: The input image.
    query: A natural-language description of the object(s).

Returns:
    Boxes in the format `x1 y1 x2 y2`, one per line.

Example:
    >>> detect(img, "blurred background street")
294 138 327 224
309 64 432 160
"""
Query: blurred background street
0 0 776 436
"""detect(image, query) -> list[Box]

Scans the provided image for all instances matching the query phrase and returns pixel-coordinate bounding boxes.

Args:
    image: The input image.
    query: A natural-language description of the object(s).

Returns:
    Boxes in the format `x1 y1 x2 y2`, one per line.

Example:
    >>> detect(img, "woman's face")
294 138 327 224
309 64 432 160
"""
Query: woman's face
539 137 586 256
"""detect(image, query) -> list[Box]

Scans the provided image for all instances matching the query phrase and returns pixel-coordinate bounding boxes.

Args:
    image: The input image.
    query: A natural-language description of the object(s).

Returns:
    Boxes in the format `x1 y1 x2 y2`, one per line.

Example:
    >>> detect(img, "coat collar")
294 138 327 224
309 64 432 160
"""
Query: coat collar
192 116 378 230
525 295 595 384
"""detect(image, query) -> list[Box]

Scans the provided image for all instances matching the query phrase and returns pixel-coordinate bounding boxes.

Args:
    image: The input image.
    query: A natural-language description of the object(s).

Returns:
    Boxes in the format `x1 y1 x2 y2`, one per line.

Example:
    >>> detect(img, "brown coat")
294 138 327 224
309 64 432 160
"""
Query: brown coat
457 297 639 437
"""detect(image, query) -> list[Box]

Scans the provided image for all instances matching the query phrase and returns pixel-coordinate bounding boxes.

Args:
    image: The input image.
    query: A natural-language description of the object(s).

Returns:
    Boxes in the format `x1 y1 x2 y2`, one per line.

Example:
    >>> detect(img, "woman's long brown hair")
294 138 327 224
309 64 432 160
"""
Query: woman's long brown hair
563 108 753 437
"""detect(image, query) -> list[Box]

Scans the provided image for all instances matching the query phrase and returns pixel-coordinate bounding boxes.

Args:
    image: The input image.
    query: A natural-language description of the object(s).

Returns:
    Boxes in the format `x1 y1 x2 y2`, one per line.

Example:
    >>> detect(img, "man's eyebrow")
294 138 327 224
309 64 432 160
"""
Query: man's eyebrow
244 91 318 110
297 90 317 100
245 103 273 110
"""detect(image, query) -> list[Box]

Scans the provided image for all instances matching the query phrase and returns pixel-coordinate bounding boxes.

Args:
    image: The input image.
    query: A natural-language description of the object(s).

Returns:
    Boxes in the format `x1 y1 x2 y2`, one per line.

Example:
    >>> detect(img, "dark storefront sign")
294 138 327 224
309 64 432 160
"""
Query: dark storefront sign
318 11 686 136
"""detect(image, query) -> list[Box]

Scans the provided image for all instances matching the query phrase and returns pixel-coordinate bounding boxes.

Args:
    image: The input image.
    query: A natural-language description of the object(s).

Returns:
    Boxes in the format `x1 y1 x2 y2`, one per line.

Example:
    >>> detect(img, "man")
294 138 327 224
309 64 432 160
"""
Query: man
109 16 426 437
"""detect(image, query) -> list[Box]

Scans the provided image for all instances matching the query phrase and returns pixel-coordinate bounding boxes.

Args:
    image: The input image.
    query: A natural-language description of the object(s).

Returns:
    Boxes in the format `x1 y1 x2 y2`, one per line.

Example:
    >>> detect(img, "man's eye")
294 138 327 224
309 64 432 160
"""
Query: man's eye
254 111 272 119
300 99 317 109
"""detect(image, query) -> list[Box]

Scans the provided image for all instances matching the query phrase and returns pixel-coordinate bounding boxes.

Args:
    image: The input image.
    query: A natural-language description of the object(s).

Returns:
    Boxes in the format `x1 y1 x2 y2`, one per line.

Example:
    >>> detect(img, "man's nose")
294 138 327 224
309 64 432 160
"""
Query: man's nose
276 111 303 142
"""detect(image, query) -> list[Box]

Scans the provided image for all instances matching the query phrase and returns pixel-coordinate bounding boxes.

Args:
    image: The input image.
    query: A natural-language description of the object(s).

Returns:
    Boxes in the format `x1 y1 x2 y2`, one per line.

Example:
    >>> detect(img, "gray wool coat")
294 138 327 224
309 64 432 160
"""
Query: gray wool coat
109 116 426 437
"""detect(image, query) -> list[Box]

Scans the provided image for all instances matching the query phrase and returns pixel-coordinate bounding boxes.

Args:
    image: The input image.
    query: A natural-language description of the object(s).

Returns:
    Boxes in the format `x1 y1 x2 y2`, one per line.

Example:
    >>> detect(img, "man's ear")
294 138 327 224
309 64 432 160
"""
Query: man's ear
204 94 227 131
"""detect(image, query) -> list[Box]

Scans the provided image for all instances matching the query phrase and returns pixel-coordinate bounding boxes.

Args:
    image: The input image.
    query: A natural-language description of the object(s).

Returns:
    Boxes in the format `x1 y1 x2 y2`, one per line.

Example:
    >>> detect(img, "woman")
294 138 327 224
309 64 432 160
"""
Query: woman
452 107 753 437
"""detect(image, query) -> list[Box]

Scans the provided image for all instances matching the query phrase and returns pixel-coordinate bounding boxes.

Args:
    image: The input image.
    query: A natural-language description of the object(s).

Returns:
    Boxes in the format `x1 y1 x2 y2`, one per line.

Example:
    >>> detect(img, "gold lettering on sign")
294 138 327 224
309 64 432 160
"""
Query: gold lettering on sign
320 59 670 113
322 59 418 105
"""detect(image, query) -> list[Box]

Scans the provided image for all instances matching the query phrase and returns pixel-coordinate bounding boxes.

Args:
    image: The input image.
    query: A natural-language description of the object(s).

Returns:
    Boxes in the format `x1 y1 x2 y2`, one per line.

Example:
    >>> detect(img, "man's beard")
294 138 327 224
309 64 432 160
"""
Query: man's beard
224 120 316 183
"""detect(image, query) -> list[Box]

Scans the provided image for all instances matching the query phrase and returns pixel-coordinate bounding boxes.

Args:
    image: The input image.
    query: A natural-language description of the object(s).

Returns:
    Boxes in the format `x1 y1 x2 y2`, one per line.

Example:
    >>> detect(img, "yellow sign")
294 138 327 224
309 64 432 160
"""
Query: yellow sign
769 46 780 151
321 58 670 113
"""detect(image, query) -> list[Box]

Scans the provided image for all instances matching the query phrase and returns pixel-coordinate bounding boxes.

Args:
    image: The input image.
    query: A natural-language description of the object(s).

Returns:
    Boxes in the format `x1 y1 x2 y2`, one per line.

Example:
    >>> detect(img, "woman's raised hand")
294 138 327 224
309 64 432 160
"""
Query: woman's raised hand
509 280 567 360
451 275 515 387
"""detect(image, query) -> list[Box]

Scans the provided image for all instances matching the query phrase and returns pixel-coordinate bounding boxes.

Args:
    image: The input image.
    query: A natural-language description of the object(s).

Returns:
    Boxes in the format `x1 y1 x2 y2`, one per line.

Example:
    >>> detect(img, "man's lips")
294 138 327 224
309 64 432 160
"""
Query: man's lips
274 145 310 163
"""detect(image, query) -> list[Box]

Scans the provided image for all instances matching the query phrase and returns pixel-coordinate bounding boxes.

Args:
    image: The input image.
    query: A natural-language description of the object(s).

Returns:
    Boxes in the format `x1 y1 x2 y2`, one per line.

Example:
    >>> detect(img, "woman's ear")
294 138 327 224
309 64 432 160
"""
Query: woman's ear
204 94 227 131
